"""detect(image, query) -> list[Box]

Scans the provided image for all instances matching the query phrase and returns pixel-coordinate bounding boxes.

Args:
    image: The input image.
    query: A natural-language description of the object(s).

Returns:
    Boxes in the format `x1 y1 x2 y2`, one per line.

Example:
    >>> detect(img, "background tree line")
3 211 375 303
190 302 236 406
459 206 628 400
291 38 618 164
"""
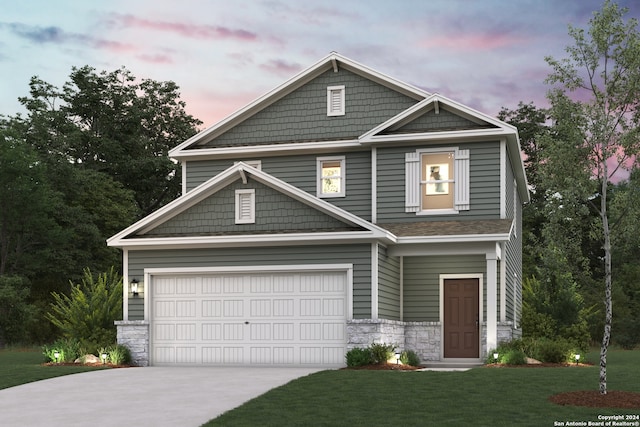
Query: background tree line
0 66 201 344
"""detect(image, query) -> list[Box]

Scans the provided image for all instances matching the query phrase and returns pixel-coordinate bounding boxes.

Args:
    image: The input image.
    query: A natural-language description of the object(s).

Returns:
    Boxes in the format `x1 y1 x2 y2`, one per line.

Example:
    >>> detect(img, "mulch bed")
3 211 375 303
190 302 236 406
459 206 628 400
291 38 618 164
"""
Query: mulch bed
43 362 131 368
550 390 640 408
343 362 420 371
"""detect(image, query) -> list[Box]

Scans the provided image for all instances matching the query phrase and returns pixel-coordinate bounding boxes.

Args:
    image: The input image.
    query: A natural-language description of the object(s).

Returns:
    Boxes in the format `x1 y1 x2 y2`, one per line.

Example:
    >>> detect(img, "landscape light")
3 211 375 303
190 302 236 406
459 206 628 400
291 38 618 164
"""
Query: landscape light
493 353 499 363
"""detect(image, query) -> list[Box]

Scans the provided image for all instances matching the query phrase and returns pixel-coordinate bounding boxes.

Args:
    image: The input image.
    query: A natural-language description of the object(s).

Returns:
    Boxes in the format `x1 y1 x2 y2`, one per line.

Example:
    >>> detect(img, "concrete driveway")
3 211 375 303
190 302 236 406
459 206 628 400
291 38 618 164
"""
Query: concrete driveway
0 366 323 427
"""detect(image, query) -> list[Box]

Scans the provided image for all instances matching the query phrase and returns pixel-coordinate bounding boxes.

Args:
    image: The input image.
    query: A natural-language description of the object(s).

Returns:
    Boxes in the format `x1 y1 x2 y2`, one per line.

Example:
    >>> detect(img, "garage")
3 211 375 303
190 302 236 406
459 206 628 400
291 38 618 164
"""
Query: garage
149 269 349 366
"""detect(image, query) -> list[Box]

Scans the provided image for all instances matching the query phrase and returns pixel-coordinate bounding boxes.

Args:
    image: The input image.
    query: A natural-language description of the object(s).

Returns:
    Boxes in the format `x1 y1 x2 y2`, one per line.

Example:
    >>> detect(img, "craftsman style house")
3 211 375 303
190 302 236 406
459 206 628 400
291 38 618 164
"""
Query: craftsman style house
108 53 528 367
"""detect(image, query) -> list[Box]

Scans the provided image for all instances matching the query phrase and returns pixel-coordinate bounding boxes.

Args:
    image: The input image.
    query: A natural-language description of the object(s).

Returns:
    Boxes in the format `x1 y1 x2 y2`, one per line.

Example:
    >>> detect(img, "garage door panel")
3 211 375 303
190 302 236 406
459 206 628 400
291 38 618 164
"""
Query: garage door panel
202 323 221 340
273 299 294 316
202 300 222 317
300 299 322 316
151 271 347 366
273 323 294 340
250 299 271 317
250 323 271 340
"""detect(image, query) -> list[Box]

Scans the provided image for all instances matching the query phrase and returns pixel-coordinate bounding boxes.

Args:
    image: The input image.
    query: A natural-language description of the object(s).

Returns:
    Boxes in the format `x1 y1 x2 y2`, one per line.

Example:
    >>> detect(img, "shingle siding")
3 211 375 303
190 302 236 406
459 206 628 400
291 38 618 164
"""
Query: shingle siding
127 245 372 320
202 68 418 148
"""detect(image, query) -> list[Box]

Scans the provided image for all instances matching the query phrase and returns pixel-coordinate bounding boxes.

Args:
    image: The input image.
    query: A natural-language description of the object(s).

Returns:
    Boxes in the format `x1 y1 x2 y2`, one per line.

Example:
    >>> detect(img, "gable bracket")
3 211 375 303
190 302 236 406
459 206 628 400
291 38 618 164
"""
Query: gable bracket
434 99 439 114
331 57 339 73
238 169 248 184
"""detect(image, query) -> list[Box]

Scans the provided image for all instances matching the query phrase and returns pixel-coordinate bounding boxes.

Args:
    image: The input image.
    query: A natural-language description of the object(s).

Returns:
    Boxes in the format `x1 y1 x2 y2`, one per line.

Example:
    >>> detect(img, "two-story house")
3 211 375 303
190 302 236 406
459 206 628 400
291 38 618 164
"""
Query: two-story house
108 52 528 367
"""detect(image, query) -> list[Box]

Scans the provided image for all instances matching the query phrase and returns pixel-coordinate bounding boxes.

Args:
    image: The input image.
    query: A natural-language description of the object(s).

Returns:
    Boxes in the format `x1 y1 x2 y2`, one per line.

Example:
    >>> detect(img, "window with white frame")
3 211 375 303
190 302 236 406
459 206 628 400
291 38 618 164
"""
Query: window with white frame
327 85 345 116
235 189 255 224
317 156 345 197
405 147 470 213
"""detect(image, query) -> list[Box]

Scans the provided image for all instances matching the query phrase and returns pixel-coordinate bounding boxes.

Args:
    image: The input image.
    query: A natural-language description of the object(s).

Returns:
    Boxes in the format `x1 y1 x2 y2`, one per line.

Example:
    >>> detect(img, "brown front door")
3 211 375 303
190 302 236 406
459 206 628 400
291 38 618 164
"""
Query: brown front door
444 278 479 358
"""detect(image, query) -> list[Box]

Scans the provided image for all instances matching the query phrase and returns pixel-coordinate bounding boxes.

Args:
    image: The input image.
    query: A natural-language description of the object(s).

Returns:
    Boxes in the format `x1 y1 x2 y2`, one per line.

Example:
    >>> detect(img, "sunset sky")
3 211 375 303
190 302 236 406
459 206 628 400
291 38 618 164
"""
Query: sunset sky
2 0 639 128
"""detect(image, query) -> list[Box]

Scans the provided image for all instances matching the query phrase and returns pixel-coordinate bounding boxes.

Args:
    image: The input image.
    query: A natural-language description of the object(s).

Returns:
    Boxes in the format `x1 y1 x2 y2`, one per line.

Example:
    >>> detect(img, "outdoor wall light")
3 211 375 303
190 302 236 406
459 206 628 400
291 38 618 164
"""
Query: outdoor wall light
130 278 139 297
575 354 580 365
54 351 60 363
493 353 499 363
101 353 108 364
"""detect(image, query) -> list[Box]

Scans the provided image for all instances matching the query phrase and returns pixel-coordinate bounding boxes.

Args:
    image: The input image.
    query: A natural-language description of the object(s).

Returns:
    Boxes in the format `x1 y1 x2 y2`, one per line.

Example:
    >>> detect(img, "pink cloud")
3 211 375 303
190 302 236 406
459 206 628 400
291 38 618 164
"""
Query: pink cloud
259 59 302 77
108 14 257 41
136 53 174 64
419 32 523 51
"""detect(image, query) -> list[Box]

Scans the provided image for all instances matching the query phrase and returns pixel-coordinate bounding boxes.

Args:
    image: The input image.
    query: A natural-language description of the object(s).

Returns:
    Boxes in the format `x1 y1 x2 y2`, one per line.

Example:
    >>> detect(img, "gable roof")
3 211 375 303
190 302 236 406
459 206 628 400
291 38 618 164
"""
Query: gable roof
169 52 430 159
359 94 530 203
107 162 396 249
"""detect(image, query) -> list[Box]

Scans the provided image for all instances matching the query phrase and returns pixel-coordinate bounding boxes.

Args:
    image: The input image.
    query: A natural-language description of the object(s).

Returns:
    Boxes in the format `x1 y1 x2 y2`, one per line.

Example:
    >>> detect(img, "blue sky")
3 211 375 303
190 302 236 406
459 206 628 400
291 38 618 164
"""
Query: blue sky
2 0 639 128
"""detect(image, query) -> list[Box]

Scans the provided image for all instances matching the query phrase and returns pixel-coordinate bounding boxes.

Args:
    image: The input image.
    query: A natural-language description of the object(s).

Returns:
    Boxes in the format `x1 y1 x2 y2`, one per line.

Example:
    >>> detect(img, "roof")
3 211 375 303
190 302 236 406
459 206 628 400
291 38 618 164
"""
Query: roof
379 219 514 243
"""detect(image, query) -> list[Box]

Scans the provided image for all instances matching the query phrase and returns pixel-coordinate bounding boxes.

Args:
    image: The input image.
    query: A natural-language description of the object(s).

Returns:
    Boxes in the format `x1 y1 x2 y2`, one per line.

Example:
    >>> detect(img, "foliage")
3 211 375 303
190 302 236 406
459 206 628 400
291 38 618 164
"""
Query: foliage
543 0 640 393
486 340 527 365
531 339 575 364
46 268 122 351
369 343 396 365
107 344 132 366
0 276 34 346
42 338 82 363
400 350 421 367
345 347 374 367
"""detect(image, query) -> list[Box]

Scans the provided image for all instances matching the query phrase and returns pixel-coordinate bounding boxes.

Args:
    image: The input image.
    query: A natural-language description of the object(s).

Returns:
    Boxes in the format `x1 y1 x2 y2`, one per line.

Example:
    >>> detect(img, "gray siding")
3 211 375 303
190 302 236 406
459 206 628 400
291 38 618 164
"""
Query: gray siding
403 255 486 322
378 244 400 320
145 179 355 236
185 151 372 220
376 141 502 222
127 244 372 320
203 68 418 147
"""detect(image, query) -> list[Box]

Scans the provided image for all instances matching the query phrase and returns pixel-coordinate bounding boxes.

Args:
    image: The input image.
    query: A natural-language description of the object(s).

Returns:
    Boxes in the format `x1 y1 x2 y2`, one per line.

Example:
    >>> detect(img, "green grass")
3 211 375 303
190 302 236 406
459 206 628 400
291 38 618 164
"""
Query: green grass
204 350 640 427
0 348 107 390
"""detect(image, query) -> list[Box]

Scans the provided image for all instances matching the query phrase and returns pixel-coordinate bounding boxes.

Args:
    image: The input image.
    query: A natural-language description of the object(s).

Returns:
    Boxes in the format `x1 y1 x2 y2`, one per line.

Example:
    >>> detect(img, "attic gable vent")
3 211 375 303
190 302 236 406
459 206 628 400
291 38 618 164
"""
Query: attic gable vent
327 85 345 116
235 189 255 224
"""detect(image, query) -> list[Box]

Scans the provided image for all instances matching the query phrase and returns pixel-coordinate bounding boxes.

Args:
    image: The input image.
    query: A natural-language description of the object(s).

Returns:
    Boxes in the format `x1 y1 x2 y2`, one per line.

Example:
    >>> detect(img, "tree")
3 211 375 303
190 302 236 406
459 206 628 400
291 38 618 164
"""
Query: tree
23 66 203 217
544 0 640 394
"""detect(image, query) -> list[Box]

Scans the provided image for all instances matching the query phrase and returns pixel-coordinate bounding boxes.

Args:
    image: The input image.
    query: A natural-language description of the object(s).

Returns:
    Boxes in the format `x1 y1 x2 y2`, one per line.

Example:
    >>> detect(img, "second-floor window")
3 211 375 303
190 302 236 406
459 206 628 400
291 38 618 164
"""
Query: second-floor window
317 156 345 198
405 148 470 214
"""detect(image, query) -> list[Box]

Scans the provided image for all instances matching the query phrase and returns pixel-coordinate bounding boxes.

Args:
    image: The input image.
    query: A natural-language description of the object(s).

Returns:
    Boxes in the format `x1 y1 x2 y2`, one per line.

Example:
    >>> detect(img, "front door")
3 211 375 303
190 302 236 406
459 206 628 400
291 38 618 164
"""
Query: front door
444 278 479 358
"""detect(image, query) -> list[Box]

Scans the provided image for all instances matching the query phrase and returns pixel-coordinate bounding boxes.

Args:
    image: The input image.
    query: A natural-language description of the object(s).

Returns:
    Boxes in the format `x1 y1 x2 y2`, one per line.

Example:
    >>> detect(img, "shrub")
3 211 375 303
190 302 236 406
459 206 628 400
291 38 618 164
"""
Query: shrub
345 347 374 367
400 350 421 367
533 338 573 363
108 344 132 366
42 338 82 363
46 267 122 351
486 340 527 365
369 343 396 364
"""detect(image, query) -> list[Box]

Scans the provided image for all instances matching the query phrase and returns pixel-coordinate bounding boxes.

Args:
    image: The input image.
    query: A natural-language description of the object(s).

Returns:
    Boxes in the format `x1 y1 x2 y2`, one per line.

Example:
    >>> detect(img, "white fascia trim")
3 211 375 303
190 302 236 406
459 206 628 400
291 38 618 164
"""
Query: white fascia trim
169 52 428 157
108 161 396 246
111 231 390 249
395 233 511 244
108 163 246 244
371 243 379 320
361 128 515 145
500 139 507 219
359 94 515 143
170 139 362 161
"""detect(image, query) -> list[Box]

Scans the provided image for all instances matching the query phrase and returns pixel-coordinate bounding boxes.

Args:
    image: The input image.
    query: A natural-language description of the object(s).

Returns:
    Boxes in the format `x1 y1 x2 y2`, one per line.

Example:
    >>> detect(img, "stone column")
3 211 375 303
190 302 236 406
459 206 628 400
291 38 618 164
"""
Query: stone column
115 320 149 367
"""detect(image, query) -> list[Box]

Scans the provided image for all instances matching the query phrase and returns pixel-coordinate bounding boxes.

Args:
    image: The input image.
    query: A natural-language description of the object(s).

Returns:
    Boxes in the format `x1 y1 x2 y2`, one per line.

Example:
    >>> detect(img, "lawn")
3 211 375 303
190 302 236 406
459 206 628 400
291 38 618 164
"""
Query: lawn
0 348 107 390
204 350 640 427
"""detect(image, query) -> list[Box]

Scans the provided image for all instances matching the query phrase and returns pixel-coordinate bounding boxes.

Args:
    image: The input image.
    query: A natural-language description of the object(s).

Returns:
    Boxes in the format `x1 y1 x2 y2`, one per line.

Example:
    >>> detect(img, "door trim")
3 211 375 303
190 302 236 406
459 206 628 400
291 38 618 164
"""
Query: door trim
439 273 483 360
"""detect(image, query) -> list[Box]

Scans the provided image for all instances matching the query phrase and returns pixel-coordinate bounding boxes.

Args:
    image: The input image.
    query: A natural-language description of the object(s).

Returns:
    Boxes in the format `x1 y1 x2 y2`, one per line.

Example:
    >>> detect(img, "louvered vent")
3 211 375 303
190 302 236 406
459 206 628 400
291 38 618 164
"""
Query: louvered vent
235 189 255 224
327 85 345 116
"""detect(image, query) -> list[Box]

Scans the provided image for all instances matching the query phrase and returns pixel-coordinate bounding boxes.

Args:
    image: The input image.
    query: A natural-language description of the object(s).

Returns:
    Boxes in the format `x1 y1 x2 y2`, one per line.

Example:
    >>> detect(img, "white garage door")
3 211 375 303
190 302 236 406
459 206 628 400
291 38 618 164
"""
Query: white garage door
150 270 348 366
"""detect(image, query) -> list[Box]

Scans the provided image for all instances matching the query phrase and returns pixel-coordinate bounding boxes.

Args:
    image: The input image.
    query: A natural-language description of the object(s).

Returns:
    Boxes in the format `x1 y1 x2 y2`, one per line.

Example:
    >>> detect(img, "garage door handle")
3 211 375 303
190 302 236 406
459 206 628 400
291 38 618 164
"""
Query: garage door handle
245 321 249 325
